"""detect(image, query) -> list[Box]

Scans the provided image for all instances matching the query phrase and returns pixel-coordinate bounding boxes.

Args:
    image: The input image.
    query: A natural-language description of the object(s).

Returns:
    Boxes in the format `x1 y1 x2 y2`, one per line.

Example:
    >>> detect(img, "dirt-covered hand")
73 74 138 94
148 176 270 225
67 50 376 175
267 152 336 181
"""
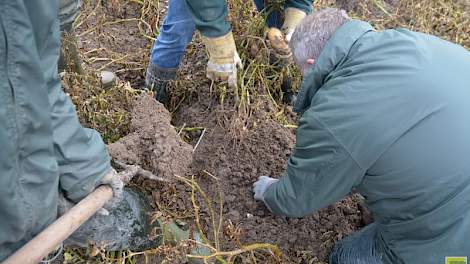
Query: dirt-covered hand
265 8 306 65
202 31 243 88
266 28 292 65
253 176 279 202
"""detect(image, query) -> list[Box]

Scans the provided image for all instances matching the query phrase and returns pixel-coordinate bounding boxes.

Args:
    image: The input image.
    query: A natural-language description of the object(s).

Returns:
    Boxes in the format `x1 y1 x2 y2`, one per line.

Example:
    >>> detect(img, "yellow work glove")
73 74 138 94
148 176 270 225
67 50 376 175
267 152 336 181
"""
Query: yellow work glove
281 7 307 42
201 31 243 88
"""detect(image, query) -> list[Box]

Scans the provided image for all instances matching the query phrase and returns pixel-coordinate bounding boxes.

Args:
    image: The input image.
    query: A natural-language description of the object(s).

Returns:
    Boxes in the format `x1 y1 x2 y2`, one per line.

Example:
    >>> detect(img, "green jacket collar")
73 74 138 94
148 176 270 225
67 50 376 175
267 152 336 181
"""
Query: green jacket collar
293 20 375 113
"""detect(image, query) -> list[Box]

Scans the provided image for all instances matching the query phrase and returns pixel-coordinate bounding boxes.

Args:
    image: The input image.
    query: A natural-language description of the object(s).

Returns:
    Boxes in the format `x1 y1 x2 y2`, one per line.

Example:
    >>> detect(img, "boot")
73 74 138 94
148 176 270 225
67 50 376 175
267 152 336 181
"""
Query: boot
145 63 178 105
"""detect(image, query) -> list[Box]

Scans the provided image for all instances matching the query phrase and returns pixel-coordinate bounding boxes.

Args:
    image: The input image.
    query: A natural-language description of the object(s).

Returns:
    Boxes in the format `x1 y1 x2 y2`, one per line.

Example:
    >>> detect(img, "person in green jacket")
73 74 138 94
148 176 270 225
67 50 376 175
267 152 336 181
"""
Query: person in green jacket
253 8 470 263
0 1 162 261
0 0 124 260
146 0 313 104
0 2 210 261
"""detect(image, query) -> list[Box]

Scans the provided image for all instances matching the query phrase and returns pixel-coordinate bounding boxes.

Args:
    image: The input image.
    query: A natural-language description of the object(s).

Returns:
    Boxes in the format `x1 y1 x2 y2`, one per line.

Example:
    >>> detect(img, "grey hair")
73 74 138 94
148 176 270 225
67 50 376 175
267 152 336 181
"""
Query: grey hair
289 8 350 72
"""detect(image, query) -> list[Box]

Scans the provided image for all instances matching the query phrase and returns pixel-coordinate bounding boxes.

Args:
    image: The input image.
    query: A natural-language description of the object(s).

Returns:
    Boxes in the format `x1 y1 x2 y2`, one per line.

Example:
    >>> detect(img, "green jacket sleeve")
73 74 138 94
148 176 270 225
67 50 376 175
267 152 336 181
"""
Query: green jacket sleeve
263 109 365 218
285 0 313 14
185 0 231 38
40 10 112 202
51 91 112 203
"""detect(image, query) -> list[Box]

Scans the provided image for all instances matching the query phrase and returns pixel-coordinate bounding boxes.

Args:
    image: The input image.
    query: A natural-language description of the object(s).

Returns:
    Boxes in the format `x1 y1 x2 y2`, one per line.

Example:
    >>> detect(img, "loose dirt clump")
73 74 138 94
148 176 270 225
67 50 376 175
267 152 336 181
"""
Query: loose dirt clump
108 93 193 179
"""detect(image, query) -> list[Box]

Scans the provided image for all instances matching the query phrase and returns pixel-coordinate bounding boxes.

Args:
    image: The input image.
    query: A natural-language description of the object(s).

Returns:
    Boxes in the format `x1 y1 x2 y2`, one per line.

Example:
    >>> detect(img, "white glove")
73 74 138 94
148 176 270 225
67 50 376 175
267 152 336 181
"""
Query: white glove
57 168 124 217
253 176 279 202
99 168 124 212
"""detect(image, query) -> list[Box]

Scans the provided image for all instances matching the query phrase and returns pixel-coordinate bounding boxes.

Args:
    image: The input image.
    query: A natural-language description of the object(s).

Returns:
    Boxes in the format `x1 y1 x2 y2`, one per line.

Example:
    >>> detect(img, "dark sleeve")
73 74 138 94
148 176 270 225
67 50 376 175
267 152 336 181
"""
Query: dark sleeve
263 109 365 217
185 0 231 38
285 0 313 14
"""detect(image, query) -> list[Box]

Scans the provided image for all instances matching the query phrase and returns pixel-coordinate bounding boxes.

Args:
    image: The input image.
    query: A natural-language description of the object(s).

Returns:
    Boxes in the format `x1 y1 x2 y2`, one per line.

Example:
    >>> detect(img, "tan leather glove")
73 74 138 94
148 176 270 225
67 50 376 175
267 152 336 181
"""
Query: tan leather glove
281 7 307 42
201 31 243 88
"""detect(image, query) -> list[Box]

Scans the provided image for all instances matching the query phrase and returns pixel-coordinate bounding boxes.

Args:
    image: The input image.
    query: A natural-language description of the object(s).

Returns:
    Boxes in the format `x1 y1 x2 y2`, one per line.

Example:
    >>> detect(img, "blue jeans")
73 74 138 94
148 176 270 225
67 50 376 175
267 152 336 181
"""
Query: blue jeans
149 0 283 69
330 223 384 264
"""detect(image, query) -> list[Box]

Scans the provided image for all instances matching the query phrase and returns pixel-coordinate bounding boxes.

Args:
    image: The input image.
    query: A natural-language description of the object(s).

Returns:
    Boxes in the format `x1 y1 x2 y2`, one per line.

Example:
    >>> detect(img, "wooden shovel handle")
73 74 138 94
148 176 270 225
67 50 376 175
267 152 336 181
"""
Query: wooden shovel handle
3 185 113 264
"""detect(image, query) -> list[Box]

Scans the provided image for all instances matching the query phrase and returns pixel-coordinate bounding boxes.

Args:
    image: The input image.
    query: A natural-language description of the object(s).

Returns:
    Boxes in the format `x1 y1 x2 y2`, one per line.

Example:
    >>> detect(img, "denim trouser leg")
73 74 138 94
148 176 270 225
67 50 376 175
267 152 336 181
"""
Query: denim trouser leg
253 0 283 29
151 0 287 70
330 223 384 264
150 0 196 69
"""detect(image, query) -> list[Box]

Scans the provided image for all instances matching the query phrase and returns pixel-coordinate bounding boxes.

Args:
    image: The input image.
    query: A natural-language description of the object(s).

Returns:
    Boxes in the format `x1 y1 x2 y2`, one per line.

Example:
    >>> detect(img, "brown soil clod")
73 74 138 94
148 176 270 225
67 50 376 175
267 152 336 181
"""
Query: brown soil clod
108 93 193 179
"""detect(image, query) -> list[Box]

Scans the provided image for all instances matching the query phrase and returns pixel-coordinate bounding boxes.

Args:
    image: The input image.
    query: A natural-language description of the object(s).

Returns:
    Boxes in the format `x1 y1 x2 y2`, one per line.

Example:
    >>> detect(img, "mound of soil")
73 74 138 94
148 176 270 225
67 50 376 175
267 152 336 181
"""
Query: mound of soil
108 94 193 179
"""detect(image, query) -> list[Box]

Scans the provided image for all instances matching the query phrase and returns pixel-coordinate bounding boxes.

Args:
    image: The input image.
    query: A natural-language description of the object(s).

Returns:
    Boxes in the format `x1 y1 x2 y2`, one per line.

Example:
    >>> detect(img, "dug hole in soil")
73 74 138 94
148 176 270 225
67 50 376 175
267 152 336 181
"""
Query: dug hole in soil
107 93 368 263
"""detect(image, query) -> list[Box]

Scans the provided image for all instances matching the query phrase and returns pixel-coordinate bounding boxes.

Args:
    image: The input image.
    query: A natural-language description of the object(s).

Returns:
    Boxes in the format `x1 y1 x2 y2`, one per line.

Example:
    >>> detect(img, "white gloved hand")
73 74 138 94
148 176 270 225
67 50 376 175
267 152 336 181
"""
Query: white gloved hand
253 176 279 202
99 168 124 212
58 167 129 218
57 168 124 217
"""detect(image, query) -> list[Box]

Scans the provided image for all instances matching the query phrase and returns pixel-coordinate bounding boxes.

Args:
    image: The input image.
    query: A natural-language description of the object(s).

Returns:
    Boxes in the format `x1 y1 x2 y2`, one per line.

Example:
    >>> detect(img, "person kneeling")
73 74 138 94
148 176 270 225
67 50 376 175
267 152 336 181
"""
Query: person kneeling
254 8 470 264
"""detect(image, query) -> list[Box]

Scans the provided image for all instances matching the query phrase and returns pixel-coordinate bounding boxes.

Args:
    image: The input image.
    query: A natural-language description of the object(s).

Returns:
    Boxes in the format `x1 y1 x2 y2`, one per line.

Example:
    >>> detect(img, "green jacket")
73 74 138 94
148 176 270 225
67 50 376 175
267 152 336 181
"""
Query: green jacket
0 0 110 260
264 20 470 263
185 0 313 38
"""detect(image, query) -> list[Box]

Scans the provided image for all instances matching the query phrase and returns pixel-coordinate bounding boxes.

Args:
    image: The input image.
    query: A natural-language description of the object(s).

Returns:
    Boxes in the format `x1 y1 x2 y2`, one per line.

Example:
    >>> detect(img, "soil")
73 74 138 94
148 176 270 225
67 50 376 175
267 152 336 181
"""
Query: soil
181 104 365 262
108 94 193 179
76 1 369 262
105 89 366 262
105 90 367 262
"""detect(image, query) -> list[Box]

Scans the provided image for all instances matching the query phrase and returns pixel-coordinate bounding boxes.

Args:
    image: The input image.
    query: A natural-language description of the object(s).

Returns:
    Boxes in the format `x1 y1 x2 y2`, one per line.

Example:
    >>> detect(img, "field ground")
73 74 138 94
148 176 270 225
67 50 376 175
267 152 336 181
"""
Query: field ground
61 0 469 263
